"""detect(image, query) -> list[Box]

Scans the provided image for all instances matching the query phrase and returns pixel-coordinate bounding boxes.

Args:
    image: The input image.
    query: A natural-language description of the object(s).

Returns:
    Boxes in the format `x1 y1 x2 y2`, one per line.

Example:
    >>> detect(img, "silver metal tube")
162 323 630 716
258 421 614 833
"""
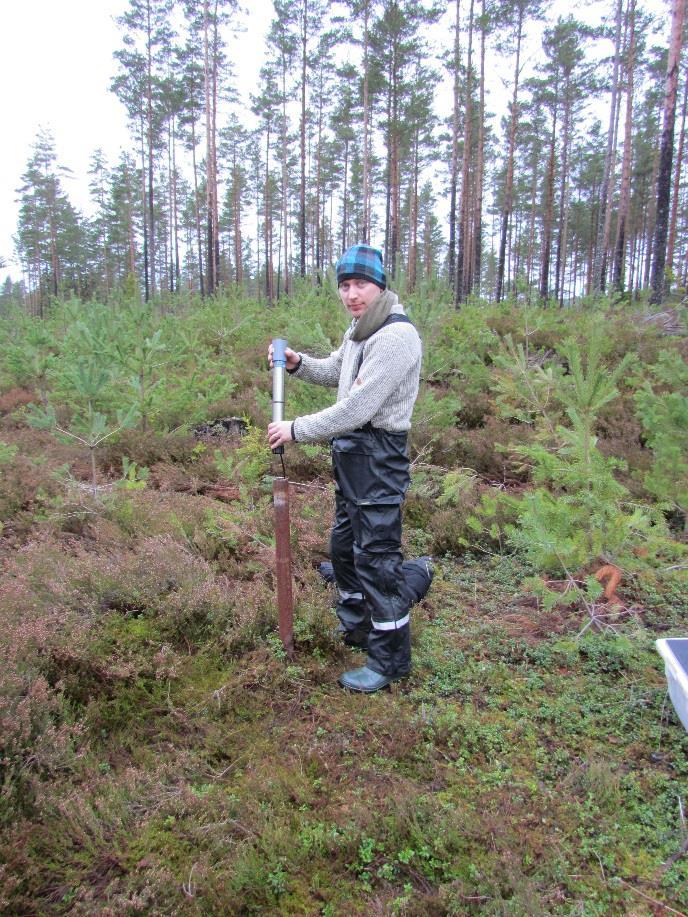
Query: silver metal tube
271 338 288 455
272 365 285 423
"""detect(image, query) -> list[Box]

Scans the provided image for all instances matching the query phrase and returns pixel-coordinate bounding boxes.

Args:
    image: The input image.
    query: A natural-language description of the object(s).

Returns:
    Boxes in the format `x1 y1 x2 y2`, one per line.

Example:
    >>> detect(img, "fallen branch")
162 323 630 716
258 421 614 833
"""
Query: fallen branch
617 877 687 916
182 864 196 898
662 836 688 871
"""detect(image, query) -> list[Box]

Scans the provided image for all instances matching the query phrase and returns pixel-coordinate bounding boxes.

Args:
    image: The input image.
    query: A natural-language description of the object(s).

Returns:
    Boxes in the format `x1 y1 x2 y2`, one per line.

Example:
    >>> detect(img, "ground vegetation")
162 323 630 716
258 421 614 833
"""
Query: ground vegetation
0 286 686 913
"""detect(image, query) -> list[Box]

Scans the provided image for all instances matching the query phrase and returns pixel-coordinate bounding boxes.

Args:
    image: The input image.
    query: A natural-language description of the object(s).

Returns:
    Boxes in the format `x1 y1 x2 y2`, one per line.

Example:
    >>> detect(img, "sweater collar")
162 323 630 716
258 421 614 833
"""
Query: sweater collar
350 289 399 342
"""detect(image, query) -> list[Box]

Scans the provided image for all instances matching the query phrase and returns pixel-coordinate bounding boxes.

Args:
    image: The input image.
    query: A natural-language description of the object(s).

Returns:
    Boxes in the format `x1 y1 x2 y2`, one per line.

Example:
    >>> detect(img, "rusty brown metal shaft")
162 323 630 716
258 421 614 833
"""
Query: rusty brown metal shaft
273 476 294 657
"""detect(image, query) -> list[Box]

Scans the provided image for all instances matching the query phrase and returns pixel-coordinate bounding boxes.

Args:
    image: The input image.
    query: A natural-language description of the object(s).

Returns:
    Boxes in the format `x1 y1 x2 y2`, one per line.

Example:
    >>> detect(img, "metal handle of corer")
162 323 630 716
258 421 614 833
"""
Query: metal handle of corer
271 338 288 455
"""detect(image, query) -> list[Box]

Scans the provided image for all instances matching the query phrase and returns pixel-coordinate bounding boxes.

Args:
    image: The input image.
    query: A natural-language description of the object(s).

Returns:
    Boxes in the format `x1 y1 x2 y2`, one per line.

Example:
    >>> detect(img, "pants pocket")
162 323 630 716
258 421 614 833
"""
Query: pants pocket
354 502 403 554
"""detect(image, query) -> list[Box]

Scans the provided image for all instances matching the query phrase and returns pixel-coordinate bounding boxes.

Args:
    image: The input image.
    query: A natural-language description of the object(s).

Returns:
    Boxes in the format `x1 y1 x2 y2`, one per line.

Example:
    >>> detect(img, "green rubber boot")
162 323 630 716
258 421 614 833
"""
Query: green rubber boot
338 666 405 693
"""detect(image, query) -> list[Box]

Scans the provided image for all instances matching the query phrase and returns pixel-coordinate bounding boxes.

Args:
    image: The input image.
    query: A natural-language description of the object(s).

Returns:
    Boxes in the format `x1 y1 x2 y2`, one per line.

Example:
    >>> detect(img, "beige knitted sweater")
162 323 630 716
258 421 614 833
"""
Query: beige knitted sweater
291 304 422 444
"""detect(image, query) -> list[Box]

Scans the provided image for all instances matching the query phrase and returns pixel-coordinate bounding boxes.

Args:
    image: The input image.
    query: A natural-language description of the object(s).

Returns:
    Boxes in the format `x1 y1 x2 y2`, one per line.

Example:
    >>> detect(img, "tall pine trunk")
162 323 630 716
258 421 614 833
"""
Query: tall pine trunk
362 0 371 244
447 0 461 289
299 0 308 277
644 139 662 288
341 138 349 251
612 0 636 292
264 130 274 305
407 131 419 292
281 62 290 296
496 5 524 302
190 118 205 296
456 0 474 306
203 0 220 295
667 65 688 286
555 83 572 304
172 118 181 292
472 0 486 298
232 146 243 285
540 102 558 301
140 119 150 302
650 0 687 303
593 0 624 292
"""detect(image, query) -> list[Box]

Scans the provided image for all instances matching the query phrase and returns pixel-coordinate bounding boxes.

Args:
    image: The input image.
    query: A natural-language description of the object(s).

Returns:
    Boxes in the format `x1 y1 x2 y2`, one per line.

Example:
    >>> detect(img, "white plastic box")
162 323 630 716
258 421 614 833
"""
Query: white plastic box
656 638 688 732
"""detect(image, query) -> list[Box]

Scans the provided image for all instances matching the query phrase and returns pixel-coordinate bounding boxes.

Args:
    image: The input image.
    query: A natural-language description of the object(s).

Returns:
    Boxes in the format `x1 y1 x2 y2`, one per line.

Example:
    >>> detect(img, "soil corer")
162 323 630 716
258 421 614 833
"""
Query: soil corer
271 338 294 657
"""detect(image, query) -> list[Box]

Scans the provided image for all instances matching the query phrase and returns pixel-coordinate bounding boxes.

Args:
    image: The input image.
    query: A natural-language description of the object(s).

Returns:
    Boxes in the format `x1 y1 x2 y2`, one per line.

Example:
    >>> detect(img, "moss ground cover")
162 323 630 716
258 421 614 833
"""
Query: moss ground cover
0 290 686 914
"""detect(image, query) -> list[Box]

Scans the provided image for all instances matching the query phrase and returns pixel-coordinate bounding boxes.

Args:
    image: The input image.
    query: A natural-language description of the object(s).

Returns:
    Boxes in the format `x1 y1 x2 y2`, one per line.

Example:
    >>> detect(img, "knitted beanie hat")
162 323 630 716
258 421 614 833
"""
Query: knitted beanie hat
335 244 387 290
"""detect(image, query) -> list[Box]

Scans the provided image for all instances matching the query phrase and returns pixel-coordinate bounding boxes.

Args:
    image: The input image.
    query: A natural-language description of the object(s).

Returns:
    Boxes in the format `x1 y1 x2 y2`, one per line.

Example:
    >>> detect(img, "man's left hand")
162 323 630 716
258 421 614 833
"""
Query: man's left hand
268 421 293 449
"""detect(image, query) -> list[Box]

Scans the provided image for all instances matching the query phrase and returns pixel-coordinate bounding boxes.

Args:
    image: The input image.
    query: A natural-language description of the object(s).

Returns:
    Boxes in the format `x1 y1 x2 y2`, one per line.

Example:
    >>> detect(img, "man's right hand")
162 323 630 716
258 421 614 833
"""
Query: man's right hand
268 344 301 371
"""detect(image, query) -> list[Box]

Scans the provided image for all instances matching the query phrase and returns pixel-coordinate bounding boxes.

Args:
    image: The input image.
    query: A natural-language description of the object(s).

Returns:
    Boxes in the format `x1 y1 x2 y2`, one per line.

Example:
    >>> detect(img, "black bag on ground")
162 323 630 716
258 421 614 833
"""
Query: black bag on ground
318 556 434 605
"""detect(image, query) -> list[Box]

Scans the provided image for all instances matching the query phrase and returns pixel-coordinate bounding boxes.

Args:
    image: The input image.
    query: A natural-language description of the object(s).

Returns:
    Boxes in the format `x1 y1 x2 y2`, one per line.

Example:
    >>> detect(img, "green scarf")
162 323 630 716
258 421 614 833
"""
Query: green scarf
350 289 399 342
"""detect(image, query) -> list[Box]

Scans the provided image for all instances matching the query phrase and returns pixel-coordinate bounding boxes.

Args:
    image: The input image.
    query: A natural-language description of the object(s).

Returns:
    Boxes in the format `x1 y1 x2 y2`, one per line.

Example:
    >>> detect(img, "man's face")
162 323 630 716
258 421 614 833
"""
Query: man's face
338 278 381 319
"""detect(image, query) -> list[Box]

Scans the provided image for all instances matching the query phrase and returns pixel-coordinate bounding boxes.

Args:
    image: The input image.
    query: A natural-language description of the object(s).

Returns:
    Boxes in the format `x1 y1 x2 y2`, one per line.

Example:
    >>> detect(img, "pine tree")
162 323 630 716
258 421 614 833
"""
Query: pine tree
649 0 687 304
370 0 441 282
15 130 84 315
336 0 379 243
265 4 299 294
252 64 282 303
493 0 546 302
592 0 624 294
88 150 113 298
107 152 141 292
611 0 638 293
220 115 250 286
666 65 688 287
183 0 240 295
175 31 207 294
112 0 175 300
330 63 362 251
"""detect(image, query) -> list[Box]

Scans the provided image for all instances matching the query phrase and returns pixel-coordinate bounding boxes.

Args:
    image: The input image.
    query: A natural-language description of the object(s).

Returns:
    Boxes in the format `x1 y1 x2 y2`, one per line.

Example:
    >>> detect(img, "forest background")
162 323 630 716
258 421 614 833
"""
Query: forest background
2 0 688 912
0 0 685 309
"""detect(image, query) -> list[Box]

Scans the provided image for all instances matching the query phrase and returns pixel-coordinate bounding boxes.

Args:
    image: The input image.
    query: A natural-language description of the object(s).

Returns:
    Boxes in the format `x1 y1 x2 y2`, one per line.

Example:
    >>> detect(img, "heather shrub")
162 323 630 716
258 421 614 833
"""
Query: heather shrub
217 578 281 657
74 535 235 643
0 546 87 819
100 429 203 475
276 441 332 482
590 306 672 365
283 484 334 563
193 505 262 574
99 488 211 541
483 300 568 352
413 418 536 480
456 390 493 428
0 671 80 821
292 593 342 655
403 491 436 531
0 447 52 526
0 387 36 421
0 438 69 535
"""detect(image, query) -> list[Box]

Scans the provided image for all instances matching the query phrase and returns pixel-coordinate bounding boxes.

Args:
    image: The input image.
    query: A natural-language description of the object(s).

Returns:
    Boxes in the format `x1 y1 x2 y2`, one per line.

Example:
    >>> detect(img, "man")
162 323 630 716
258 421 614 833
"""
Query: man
268 243 426 693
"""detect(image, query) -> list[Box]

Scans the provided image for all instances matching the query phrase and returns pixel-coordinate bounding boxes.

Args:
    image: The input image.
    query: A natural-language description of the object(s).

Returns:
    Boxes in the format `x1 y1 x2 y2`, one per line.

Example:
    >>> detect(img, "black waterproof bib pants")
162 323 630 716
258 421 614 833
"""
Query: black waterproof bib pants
330 426 414 677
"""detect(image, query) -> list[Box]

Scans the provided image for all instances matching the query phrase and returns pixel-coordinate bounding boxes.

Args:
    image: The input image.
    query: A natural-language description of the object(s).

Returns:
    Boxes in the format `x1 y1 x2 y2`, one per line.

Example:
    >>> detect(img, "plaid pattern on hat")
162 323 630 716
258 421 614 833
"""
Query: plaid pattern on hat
335 244 387 290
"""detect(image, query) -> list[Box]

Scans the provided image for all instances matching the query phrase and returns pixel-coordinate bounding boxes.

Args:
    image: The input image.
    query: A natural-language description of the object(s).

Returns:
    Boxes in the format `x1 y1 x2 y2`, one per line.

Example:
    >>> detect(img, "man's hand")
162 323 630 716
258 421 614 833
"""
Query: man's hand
268 420 293 449
268 343 301 371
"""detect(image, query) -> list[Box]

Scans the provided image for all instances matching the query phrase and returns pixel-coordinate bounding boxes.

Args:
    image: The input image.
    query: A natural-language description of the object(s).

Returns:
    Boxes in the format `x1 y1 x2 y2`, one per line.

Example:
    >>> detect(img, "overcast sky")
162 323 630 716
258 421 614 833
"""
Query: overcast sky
1 0 669 283
0 0 273 277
